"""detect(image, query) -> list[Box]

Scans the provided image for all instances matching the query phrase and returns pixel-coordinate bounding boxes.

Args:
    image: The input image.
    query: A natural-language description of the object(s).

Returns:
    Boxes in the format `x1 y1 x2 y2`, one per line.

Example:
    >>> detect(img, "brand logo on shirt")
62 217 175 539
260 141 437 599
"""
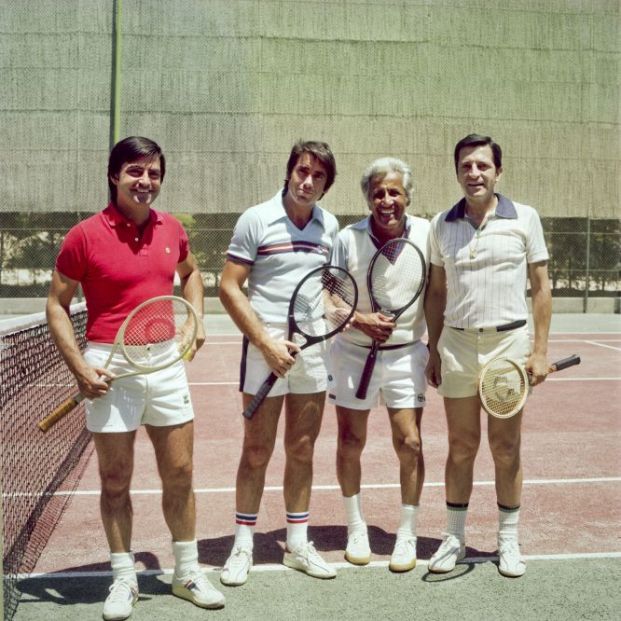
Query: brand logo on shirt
416 393 426 404
165 247 171 254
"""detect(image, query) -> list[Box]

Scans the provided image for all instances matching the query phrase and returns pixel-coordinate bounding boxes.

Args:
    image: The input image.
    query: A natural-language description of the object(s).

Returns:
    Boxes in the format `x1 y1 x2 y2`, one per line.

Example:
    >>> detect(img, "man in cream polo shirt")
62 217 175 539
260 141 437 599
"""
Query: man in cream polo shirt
425 134 552 578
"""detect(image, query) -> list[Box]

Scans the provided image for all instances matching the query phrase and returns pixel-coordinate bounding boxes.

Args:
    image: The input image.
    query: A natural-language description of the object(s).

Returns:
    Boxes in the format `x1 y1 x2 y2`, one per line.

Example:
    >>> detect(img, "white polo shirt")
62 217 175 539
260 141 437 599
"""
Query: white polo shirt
332 214 430 346
227 191 339 323
428 194 549 329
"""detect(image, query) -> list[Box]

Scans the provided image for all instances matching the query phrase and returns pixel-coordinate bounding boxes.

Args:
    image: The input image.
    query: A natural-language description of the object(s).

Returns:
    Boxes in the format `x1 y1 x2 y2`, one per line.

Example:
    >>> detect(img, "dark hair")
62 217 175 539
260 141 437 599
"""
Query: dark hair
283 140 337 196
453 134 502 172
107 136 166 202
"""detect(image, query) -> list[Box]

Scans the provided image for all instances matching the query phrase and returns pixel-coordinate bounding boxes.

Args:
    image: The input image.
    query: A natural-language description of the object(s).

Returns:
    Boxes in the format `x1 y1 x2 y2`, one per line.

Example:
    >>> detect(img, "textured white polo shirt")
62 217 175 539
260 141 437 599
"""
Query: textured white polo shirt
227 191 339 323
332 214 430 346
428 194 549 329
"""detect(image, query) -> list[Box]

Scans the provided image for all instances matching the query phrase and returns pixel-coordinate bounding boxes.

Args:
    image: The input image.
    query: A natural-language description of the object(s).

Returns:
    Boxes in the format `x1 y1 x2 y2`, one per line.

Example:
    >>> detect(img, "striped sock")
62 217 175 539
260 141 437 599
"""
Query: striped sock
286 511 309 551
234 511 257 550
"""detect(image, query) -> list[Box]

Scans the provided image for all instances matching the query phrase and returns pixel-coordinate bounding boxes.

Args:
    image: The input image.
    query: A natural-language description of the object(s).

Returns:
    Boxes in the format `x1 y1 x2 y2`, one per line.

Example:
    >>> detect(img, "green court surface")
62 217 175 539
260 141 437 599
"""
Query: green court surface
13 558 621 620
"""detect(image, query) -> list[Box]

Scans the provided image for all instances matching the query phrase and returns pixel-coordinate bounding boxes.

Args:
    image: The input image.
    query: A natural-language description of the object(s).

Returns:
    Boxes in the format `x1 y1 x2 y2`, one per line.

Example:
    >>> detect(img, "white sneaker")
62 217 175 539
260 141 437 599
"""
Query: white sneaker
498 539 526 577
172 568 225 609
389 537 417 572
345 528 371 565
102 579 139 621
220 546 253 586
428 533 466 573
283 541 336 579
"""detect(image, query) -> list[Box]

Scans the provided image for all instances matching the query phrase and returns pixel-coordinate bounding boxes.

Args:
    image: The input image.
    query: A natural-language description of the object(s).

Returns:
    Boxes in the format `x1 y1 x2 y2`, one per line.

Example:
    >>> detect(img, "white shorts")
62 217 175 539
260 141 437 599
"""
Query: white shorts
240 324 328 396
438 325 531 399
84 342 194 433
327 337 428 411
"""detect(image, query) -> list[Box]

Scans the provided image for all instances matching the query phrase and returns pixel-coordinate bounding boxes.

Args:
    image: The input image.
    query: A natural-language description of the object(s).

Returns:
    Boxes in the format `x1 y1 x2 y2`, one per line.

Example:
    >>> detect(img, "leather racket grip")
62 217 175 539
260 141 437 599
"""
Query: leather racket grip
242 372 278 419
38 393 84 432
551 354 580 372
355 347 378 400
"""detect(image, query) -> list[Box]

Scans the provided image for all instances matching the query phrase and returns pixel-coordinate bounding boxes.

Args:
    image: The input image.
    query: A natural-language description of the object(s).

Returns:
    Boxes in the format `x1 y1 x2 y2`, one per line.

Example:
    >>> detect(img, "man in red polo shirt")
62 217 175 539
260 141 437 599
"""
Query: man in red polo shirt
46 136 224 620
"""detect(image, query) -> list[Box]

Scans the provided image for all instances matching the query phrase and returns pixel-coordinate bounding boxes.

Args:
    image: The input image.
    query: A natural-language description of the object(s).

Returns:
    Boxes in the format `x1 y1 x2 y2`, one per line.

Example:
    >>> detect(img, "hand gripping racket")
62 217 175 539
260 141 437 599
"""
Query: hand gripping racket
242 265 358 420
355 237 426 399
38 295 199 431
479 354 581 419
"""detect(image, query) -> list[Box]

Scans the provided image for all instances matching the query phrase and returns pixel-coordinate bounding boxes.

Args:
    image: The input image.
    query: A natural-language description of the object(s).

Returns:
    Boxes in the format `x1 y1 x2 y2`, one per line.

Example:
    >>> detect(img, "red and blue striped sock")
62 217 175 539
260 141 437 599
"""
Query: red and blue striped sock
286 511 309 551
234 511 257 549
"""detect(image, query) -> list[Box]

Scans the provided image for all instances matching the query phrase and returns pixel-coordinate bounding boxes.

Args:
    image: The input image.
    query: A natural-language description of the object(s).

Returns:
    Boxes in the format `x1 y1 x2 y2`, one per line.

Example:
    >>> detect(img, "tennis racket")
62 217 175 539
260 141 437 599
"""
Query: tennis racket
242 265 358 420
355 237 426 399
479 354 581 419
38 295 199 432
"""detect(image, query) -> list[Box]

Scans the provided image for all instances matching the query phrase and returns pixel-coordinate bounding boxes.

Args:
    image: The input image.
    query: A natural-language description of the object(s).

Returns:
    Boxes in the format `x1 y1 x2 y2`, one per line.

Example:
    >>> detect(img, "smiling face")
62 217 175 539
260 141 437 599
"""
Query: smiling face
456 144 502 207
110 156 162 220
368 171 408 241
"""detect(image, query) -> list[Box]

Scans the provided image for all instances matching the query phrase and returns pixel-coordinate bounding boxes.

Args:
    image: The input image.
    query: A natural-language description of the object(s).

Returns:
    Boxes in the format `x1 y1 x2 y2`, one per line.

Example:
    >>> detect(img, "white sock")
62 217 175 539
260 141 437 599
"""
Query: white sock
343 494 366 533
286 511 309 550
396 504 418 540
498 505 520 542
172 540 200 579
110 552 137 584
446 505 468 540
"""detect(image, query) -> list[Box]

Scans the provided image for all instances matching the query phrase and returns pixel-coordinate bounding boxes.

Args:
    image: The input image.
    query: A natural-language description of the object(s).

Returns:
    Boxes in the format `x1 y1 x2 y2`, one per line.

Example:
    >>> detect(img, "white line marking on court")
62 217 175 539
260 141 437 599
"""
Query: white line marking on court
16 551 621 582
584 340 621 352
8 476 618 498
204 340 241 345
190 381 238 386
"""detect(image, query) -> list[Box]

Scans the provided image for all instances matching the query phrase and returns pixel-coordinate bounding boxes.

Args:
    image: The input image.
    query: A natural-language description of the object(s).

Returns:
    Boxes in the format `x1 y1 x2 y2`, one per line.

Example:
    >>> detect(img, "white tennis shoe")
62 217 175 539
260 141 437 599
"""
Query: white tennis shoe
102 578 139 621
172 569 225 609
283 541 336 579
498 539 526 577
389 536 417 572
345 528 371 565
220 546 253 586
428 533 466 573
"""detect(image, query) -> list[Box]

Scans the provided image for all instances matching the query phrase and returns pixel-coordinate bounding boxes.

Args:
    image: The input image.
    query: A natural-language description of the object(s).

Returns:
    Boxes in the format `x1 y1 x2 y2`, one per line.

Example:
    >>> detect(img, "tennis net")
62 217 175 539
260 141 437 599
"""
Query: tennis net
1 304 93 621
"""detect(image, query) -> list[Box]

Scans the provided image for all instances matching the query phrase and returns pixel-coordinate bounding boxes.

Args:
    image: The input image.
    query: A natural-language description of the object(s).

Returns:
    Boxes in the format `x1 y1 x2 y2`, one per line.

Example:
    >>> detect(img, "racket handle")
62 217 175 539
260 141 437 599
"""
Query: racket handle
551 354 581 372
242 373 279 420
355 345 379 400
38 392 85 432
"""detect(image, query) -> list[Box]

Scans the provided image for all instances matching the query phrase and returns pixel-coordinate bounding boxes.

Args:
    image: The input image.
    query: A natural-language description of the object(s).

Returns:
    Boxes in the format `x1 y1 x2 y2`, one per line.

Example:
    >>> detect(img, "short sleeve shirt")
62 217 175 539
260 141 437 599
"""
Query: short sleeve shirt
56 203 189 341
332 214 430 346
226 191 339 323
428 194 549 328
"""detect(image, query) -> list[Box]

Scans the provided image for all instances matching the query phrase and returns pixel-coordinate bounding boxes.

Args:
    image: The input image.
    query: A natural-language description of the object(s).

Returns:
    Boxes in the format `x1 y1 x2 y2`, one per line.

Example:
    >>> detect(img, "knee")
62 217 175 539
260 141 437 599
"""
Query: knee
285 435 316 465
161 460 194 493
447 432 480 464
241 443 274 471
99 467 132 502
337 429 365 461
394 432 422 462
489 436 521 466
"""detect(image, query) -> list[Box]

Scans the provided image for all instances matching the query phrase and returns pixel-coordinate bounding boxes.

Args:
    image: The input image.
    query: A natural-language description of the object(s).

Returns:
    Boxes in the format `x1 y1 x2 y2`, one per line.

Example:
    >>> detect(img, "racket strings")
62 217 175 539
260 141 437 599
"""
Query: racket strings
480 363 527 417
292 268 356 338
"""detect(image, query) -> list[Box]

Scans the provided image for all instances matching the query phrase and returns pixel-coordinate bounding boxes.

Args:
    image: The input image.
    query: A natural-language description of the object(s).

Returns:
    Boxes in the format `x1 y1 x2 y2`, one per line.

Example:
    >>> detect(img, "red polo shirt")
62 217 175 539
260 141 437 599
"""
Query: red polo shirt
56 203 189 342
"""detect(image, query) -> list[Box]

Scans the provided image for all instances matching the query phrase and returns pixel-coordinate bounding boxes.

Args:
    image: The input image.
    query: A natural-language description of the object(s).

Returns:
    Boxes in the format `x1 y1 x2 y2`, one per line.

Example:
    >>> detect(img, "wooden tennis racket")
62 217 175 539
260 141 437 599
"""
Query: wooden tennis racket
355 237 426 399
242 265 358 420
479 354 581 419
38 295 199 431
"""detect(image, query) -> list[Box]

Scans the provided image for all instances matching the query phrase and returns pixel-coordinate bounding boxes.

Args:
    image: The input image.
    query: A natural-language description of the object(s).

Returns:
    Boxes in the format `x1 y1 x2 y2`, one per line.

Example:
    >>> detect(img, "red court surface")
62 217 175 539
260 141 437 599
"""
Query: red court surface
24 326 621 577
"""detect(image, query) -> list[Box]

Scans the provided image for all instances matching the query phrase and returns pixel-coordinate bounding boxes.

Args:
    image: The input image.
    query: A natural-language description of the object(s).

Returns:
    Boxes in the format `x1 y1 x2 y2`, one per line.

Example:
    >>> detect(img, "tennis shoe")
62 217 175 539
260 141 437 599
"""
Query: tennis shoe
498 539 526 577
428 533 466 573
102 578 139 621
345 528 371 565
389 536 417 572
283 541 336 579
172 569 225 609
220 546 253 586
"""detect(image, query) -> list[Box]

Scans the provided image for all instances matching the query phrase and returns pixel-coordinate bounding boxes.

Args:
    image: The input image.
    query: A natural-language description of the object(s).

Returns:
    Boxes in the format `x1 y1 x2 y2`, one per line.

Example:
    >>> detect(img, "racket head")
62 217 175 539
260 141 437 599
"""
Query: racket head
119 295 198 369
288 265 358 343
479 357 529 419
368 237 426 315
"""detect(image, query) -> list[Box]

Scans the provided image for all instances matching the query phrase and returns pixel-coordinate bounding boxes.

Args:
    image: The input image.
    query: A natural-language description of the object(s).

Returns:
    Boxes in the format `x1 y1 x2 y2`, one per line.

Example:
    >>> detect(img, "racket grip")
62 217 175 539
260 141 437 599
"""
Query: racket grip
551 354 581 372
38 393 84 432
242 373 279 420
355 348 378 400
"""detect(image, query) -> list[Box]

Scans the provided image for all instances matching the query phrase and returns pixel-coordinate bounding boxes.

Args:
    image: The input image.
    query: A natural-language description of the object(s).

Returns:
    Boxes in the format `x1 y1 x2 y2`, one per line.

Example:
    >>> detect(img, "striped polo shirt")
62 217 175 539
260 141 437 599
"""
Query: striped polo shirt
227 191 339 323
428 194 549 329
332 214 430 346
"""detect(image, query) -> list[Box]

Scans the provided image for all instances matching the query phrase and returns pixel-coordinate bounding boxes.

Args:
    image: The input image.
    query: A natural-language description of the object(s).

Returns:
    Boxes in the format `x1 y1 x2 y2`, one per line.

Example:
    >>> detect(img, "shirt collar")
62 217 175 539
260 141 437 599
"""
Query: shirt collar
265 191 326 228
444 193 517 222
103 203 162 228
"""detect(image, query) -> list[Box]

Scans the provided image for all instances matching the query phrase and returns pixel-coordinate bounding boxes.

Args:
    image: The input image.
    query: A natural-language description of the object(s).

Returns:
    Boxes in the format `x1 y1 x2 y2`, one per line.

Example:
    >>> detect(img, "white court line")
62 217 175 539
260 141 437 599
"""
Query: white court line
584 340 621 352
7 476 619 499
15 551 621 582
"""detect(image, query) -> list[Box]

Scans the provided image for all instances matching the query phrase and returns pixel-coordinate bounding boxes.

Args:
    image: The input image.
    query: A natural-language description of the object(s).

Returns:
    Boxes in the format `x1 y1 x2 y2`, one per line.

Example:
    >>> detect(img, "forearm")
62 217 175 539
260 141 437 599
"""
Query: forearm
46 300 89 378
179 267 205 318
530 283 551 357
424 288 446 350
